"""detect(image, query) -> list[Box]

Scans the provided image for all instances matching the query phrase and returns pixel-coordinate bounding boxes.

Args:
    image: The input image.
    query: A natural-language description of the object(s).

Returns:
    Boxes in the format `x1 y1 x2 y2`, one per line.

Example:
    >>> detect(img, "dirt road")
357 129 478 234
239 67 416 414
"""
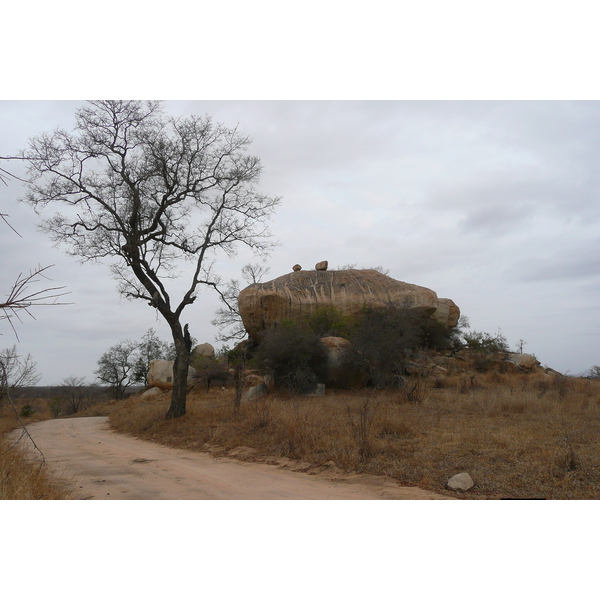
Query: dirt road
17 417 452 500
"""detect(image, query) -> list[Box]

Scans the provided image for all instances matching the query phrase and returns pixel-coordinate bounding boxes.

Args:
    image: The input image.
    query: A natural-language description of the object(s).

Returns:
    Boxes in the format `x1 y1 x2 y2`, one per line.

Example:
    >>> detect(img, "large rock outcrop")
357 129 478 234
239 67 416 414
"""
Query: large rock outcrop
238 269 459 341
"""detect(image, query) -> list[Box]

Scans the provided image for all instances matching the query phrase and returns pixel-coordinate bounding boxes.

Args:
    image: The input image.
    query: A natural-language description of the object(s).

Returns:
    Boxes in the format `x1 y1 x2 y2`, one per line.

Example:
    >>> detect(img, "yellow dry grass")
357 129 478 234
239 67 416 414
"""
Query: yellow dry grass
0 409 73 500
109 372 600 499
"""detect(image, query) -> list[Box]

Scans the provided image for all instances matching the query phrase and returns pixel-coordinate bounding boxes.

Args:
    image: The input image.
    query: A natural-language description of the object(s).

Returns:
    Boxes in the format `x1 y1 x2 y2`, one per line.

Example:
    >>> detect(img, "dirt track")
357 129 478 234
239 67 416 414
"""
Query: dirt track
18 417 452 500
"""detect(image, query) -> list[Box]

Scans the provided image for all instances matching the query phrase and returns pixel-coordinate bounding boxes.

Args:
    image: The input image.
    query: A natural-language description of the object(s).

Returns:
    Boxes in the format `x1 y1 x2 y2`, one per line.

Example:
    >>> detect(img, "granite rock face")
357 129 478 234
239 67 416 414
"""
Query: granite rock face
238 269 460 341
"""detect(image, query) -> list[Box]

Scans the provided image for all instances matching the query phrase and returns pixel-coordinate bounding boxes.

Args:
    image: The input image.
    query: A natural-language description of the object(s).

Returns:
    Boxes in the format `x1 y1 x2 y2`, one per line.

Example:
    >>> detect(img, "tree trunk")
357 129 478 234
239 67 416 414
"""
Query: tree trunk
233 360 245 416
165 323 190 419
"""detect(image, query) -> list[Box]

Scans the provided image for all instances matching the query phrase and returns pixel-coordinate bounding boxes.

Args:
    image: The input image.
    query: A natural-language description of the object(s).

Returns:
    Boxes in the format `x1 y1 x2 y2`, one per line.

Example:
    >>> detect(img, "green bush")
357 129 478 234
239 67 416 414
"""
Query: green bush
256 321 328 393
302 306 356 339
462 329 510 355
20 403 34 418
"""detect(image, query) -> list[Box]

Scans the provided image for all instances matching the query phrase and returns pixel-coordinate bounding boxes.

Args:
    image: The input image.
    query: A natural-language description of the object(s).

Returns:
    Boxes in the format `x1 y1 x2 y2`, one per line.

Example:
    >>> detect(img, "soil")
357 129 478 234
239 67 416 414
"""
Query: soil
17 417 453 500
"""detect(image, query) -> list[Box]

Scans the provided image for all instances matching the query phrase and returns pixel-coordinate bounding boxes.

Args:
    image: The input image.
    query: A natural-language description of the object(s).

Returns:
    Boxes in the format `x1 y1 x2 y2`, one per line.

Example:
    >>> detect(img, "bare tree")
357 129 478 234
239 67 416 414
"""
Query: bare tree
60 375 89 414
0 346 41 407
11 100 280 418
95 340 139 401
212 262 271 343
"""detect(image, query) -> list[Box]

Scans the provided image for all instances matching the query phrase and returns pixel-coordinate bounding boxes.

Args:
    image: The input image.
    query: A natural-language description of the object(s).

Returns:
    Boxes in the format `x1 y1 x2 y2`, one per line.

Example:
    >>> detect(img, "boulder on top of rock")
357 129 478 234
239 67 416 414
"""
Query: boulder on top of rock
238 268 460 341
315 260 328 271
147 359 198 391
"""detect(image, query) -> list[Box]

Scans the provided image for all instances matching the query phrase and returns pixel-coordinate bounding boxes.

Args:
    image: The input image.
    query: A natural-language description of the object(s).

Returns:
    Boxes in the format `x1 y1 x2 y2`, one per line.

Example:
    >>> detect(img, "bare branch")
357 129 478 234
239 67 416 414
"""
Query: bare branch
1 265 71 339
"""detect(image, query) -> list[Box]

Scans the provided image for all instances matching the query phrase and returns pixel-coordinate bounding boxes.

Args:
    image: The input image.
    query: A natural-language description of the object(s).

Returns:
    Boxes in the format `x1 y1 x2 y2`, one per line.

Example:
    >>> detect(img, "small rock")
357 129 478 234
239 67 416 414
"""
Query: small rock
309 383 326 396
447 472 474 492
315 260 328 271
141 386 162 399
292 264 302 272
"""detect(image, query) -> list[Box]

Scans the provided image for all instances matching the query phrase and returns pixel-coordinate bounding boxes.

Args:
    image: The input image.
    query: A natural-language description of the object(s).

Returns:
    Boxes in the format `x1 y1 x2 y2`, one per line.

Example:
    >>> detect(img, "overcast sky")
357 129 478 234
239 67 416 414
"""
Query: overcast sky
2 100 599 384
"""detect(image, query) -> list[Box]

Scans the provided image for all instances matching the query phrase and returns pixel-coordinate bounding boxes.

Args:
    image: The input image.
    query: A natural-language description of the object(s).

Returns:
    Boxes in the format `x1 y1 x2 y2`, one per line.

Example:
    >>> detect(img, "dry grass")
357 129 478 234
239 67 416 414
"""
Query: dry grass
108 372 600 499
0 394 119 500
0 409 72 500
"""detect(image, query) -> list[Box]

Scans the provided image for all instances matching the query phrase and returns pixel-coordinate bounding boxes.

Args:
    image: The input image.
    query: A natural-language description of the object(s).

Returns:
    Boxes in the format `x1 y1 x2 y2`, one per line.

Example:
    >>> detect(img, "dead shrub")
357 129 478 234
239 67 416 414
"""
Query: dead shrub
345 396 381 461
245 397 276 431
551 374 570 400
401 377 428 403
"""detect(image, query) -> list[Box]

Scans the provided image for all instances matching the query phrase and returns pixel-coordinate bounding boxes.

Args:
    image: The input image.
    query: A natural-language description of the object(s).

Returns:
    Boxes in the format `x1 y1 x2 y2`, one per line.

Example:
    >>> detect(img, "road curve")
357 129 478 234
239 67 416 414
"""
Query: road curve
17 417 452 500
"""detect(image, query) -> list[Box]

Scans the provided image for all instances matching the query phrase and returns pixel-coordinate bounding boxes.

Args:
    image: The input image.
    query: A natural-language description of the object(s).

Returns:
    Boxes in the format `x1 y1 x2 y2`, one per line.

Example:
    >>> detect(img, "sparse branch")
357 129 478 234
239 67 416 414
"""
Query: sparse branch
1 266 71 338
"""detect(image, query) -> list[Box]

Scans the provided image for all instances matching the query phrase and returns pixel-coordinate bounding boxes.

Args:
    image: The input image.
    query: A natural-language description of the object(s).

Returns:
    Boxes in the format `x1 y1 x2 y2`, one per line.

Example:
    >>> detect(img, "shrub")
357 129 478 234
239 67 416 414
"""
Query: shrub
421 320 456 351
462 329 510 355
49 397 63 418
256 322 328 393
347 305 425 388
20 403 35 417
302 306 356 339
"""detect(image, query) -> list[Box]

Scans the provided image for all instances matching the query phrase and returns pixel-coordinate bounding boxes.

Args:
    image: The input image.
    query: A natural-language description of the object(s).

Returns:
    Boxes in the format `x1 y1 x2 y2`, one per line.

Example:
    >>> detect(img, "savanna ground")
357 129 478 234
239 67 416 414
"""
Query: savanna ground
3 370 600 499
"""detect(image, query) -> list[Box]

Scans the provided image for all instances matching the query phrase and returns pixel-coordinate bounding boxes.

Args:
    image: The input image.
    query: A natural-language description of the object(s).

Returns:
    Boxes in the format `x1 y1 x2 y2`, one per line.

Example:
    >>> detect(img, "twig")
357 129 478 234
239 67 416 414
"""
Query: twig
1 265 71 340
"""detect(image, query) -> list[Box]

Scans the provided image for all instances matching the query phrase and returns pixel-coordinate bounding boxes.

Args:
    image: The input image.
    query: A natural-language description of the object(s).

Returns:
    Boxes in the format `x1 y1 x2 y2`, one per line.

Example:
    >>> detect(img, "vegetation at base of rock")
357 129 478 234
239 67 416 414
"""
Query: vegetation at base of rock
255 321 328 393
250 304 461 391
108 370 600 499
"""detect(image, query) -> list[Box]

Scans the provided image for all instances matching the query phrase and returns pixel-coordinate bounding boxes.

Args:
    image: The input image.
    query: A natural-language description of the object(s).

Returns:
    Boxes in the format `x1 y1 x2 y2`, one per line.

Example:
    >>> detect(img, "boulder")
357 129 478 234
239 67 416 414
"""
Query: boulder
238 269 460 341
191 343 215 361
320 336 368 389
292 264 302 272
315 260 328 271
507 353 541 371
147 359 198 391
242 382 268 402
447 472 474 492
141 386 163 399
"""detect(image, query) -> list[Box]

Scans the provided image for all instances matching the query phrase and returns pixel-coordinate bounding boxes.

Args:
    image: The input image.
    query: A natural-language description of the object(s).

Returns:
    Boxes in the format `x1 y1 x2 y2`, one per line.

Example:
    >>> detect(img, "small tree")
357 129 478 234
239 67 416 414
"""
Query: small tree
60 375 89 414
587 366 600 379
212 262 271 343
0 346 41 408
132 328 170 384
462 328 510 355
95 340 138 400
13 100 280 418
